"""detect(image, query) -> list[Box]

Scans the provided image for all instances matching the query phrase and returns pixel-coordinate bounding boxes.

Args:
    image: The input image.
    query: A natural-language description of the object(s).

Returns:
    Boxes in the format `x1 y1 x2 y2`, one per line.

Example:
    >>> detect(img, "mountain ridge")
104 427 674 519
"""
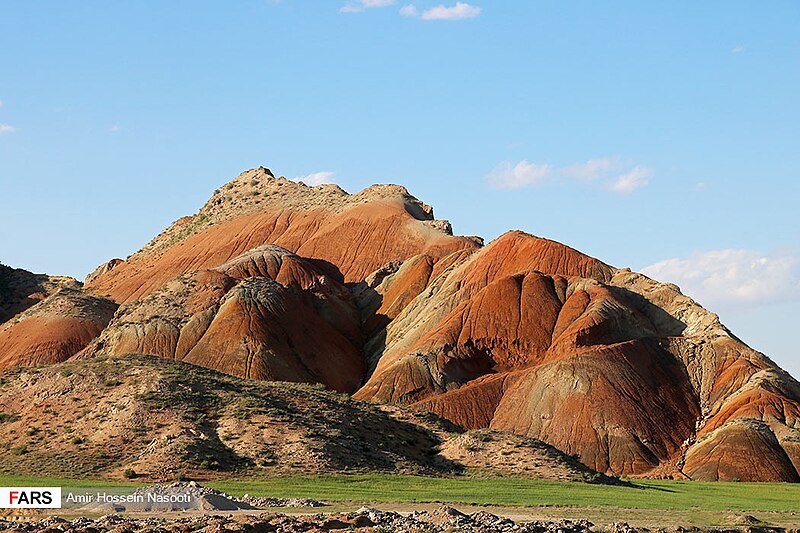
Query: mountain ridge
1 166 798 482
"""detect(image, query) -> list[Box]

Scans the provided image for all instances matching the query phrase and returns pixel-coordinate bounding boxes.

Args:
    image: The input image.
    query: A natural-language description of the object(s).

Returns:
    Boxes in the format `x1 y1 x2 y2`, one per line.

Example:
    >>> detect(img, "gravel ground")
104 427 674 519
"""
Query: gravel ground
2 505 784 532
0 505 598 532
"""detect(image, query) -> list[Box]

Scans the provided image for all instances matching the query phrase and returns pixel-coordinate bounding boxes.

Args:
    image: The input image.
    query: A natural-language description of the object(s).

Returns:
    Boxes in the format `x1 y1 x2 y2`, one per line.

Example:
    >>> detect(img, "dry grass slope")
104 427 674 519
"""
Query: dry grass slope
0 354 612 484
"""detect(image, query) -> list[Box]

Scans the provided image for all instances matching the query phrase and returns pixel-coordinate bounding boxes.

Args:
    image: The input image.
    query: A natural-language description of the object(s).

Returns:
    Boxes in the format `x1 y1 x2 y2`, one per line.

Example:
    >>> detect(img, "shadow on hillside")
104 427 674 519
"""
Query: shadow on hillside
608 286 687 337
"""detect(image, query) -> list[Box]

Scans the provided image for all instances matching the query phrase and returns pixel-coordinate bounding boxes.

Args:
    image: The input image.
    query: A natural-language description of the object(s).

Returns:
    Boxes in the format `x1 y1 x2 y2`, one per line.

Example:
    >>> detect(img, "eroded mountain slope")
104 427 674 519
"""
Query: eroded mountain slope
1 166 798 482
80 245 365 392
354 232 800 481
85 168 479 303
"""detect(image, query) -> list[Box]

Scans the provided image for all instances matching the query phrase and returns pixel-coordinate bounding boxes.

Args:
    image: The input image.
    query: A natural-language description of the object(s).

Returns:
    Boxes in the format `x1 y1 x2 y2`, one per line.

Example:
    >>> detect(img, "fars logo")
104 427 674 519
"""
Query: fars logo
0 487 61 508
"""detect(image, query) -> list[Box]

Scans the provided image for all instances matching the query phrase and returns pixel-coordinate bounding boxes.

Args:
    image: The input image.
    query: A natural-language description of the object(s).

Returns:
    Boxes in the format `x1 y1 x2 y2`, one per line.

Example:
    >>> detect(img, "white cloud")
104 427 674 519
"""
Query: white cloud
486 157 653 192
0 124 16 134
562 157 621 181
294 171 336 186
108 124 121 133
420 2 481 20
485 160 552 190
732 45 746 54
399 4 418 17
340 0 394 13
608 165 652 193
642 249 800 307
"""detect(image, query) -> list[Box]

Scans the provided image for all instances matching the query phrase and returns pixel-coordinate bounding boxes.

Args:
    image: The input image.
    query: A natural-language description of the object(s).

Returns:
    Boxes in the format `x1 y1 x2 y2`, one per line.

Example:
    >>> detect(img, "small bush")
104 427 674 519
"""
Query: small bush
305 428 324 438
123 468 137 479
0 412 20 423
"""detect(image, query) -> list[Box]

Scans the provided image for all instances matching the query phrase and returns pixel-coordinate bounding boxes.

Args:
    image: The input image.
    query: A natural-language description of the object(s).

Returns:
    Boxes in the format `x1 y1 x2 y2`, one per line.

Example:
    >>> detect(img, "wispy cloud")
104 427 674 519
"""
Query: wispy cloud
340 0 394 13
562 157 621 181
608 165 652 194
732 45 746 54
293 171 336 186
0 100 4 109
485 160 552 190
485 156 653 193
0 124 17 135
108 124 121 133
400 2 481 20
642 249 800 307
421 2 481 20
399 4 418 17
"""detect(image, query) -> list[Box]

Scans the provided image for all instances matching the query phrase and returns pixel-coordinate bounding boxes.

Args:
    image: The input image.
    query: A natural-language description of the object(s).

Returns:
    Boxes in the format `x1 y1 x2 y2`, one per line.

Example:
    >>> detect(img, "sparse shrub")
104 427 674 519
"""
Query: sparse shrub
72 436 86 445
174 472 188 482
0 412 20 423
11 445 28 455
474 431 493 442
123 468 137 479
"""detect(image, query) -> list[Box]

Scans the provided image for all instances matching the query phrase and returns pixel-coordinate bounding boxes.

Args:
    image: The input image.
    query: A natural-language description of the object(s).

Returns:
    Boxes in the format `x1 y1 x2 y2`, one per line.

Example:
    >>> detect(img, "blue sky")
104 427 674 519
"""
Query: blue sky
1 1 798 376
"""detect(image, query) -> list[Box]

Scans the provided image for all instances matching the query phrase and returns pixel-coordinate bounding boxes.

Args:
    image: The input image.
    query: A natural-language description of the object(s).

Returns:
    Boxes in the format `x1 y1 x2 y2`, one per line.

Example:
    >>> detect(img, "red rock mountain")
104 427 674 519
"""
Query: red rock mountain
2 167 799 482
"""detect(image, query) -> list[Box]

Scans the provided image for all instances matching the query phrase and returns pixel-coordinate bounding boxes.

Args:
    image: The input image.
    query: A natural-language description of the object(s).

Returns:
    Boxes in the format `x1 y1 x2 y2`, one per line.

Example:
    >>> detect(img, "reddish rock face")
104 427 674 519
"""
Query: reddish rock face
85 169 478 304
3 166 799 481
0 288 117 370
79 245 365 393
683 420 800 482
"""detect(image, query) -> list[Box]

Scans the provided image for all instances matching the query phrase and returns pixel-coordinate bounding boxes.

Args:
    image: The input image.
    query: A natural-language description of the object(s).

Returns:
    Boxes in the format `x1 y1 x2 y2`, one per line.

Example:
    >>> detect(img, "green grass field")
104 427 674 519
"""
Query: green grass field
2 474 799 512
210 475 800 512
